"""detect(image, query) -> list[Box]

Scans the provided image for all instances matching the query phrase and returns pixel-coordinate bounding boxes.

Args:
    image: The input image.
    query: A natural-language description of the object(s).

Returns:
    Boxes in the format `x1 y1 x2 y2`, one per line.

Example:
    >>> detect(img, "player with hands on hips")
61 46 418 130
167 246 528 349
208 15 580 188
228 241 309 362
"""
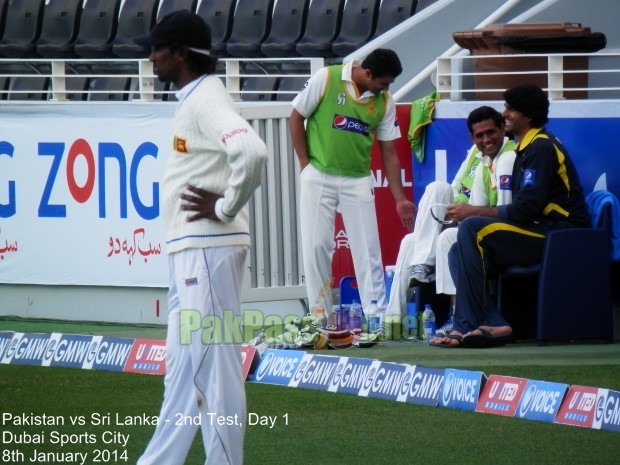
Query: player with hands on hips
133 10 268 465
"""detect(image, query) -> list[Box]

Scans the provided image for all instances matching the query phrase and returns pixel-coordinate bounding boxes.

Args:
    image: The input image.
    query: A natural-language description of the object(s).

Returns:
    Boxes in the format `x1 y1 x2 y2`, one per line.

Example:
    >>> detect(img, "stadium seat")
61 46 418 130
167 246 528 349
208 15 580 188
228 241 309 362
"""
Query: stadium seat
36 0 84 58
276 75 307 101
130 77 176 101
240 76 279 101
0 75 9 100
372 0 417 39
225 0 274 57
260 0 309 57
195 0 236 57
8 75 49 100
332 0 380 57
111 0 160 58
0 0 9 42
87 76 133 101
0 0 45 58
63 76 91 101
339 276 361 307
296 0 345 58
159 81 178 101
73 0 122 58
156 0 198 21
415 0 440 12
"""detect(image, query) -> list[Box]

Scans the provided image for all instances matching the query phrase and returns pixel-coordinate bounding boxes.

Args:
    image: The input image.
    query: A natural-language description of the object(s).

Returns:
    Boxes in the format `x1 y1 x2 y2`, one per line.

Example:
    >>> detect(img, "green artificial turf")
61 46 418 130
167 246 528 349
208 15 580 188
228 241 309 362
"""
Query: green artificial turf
1 317 620 464
1 363 620 465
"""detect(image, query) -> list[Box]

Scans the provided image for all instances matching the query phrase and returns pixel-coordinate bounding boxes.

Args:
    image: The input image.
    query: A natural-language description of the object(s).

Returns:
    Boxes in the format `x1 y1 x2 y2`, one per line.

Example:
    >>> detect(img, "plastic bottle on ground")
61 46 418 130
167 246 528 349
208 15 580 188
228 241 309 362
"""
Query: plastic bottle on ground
365 299 379 333
422 304 436 341
313 306 325 329
406 302 418 339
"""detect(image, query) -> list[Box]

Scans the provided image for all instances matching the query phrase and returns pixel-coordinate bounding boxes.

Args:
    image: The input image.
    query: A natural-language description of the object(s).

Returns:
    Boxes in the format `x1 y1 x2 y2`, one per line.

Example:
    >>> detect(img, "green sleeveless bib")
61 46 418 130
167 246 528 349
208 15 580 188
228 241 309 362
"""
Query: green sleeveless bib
306 65 387 177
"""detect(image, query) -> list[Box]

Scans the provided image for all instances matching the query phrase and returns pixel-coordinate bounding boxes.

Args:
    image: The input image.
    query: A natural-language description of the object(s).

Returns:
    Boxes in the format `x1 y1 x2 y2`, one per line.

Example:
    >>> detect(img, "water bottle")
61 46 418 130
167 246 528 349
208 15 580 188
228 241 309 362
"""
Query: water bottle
339 302 351 331
405 302 418 339
313 306 325 329
422 304 436 341
385 266 395 302
349 300 363 331
378 307 386 334
365 299 379 332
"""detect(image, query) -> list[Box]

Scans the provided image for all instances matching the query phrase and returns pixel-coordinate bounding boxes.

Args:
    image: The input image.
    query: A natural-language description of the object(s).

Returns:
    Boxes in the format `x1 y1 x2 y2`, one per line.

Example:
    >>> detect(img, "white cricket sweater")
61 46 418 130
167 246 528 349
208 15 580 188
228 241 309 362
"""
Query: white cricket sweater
162 75 268 254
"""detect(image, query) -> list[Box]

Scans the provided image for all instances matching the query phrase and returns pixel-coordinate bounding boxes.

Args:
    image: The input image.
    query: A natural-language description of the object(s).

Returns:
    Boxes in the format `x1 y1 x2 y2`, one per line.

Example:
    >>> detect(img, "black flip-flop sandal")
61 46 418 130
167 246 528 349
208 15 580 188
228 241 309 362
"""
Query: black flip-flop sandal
461 328 512 348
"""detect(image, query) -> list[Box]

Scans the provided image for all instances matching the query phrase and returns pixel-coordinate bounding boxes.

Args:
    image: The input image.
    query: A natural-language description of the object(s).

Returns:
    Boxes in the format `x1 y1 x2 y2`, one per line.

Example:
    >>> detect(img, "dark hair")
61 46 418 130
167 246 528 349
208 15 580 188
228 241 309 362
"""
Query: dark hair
503 83 549 128
361 48 403 79
466 106 504 134
168 43 218 75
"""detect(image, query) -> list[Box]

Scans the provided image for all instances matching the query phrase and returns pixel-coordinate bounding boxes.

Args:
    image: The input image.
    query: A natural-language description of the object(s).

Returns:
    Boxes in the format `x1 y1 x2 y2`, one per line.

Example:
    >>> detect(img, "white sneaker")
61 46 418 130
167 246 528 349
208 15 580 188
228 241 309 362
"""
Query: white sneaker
436 305 455 337
408 264 436 287
435 319 454 337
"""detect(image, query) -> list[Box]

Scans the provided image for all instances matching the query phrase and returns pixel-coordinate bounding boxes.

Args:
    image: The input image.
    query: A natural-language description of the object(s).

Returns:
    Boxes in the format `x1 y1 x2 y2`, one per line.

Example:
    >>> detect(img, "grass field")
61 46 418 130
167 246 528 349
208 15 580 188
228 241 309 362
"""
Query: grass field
1 318 620 465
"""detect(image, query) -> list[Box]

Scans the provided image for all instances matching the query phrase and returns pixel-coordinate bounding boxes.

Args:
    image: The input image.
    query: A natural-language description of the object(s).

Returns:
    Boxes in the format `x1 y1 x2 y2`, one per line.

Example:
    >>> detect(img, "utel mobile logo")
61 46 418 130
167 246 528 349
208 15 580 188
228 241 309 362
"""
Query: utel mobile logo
332 115 370 136
555 386 598 427
125 339 166 374
477 375 528 416
489 380 520 401
569 391 597 412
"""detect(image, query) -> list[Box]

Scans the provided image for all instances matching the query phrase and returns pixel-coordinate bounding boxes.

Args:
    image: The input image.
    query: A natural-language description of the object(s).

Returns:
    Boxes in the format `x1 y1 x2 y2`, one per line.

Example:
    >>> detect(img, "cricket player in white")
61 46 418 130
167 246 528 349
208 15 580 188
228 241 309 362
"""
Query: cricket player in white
290 49 415 315
134 11 268 465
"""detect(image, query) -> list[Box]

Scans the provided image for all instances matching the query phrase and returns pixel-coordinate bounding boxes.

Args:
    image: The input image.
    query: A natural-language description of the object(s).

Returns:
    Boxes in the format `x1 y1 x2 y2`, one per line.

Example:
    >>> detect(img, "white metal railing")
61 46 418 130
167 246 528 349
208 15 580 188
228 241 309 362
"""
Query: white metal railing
0 57 325 102
436 51 620 101
4 51 620 104
238 104 307 302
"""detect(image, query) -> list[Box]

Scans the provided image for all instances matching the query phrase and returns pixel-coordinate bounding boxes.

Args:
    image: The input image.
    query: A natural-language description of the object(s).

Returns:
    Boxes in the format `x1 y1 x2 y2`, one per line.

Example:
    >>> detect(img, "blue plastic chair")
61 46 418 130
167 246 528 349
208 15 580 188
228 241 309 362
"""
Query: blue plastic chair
339 276 361 307
497 192 616 344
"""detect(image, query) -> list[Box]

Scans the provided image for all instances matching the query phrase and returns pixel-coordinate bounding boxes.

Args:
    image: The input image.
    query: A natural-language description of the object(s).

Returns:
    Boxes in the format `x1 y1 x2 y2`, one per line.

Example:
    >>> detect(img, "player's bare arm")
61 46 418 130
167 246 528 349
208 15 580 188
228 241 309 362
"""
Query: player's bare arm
289 109 310 171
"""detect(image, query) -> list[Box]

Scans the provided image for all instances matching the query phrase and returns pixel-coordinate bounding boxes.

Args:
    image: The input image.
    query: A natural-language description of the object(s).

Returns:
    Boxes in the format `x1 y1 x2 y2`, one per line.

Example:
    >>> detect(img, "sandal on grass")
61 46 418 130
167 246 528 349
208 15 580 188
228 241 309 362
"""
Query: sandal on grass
461 327 513 349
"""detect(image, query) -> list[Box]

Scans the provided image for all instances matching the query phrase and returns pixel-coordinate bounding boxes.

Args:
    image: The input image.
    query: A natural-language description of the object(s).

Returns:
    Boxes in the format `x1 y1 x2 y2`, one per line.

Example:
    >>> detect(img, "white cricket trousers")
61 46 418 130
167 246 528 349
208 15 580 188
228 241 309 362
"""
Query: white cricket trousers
385 181 453 317
300 164 386 313
138 246 248 465
435 227 459 295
